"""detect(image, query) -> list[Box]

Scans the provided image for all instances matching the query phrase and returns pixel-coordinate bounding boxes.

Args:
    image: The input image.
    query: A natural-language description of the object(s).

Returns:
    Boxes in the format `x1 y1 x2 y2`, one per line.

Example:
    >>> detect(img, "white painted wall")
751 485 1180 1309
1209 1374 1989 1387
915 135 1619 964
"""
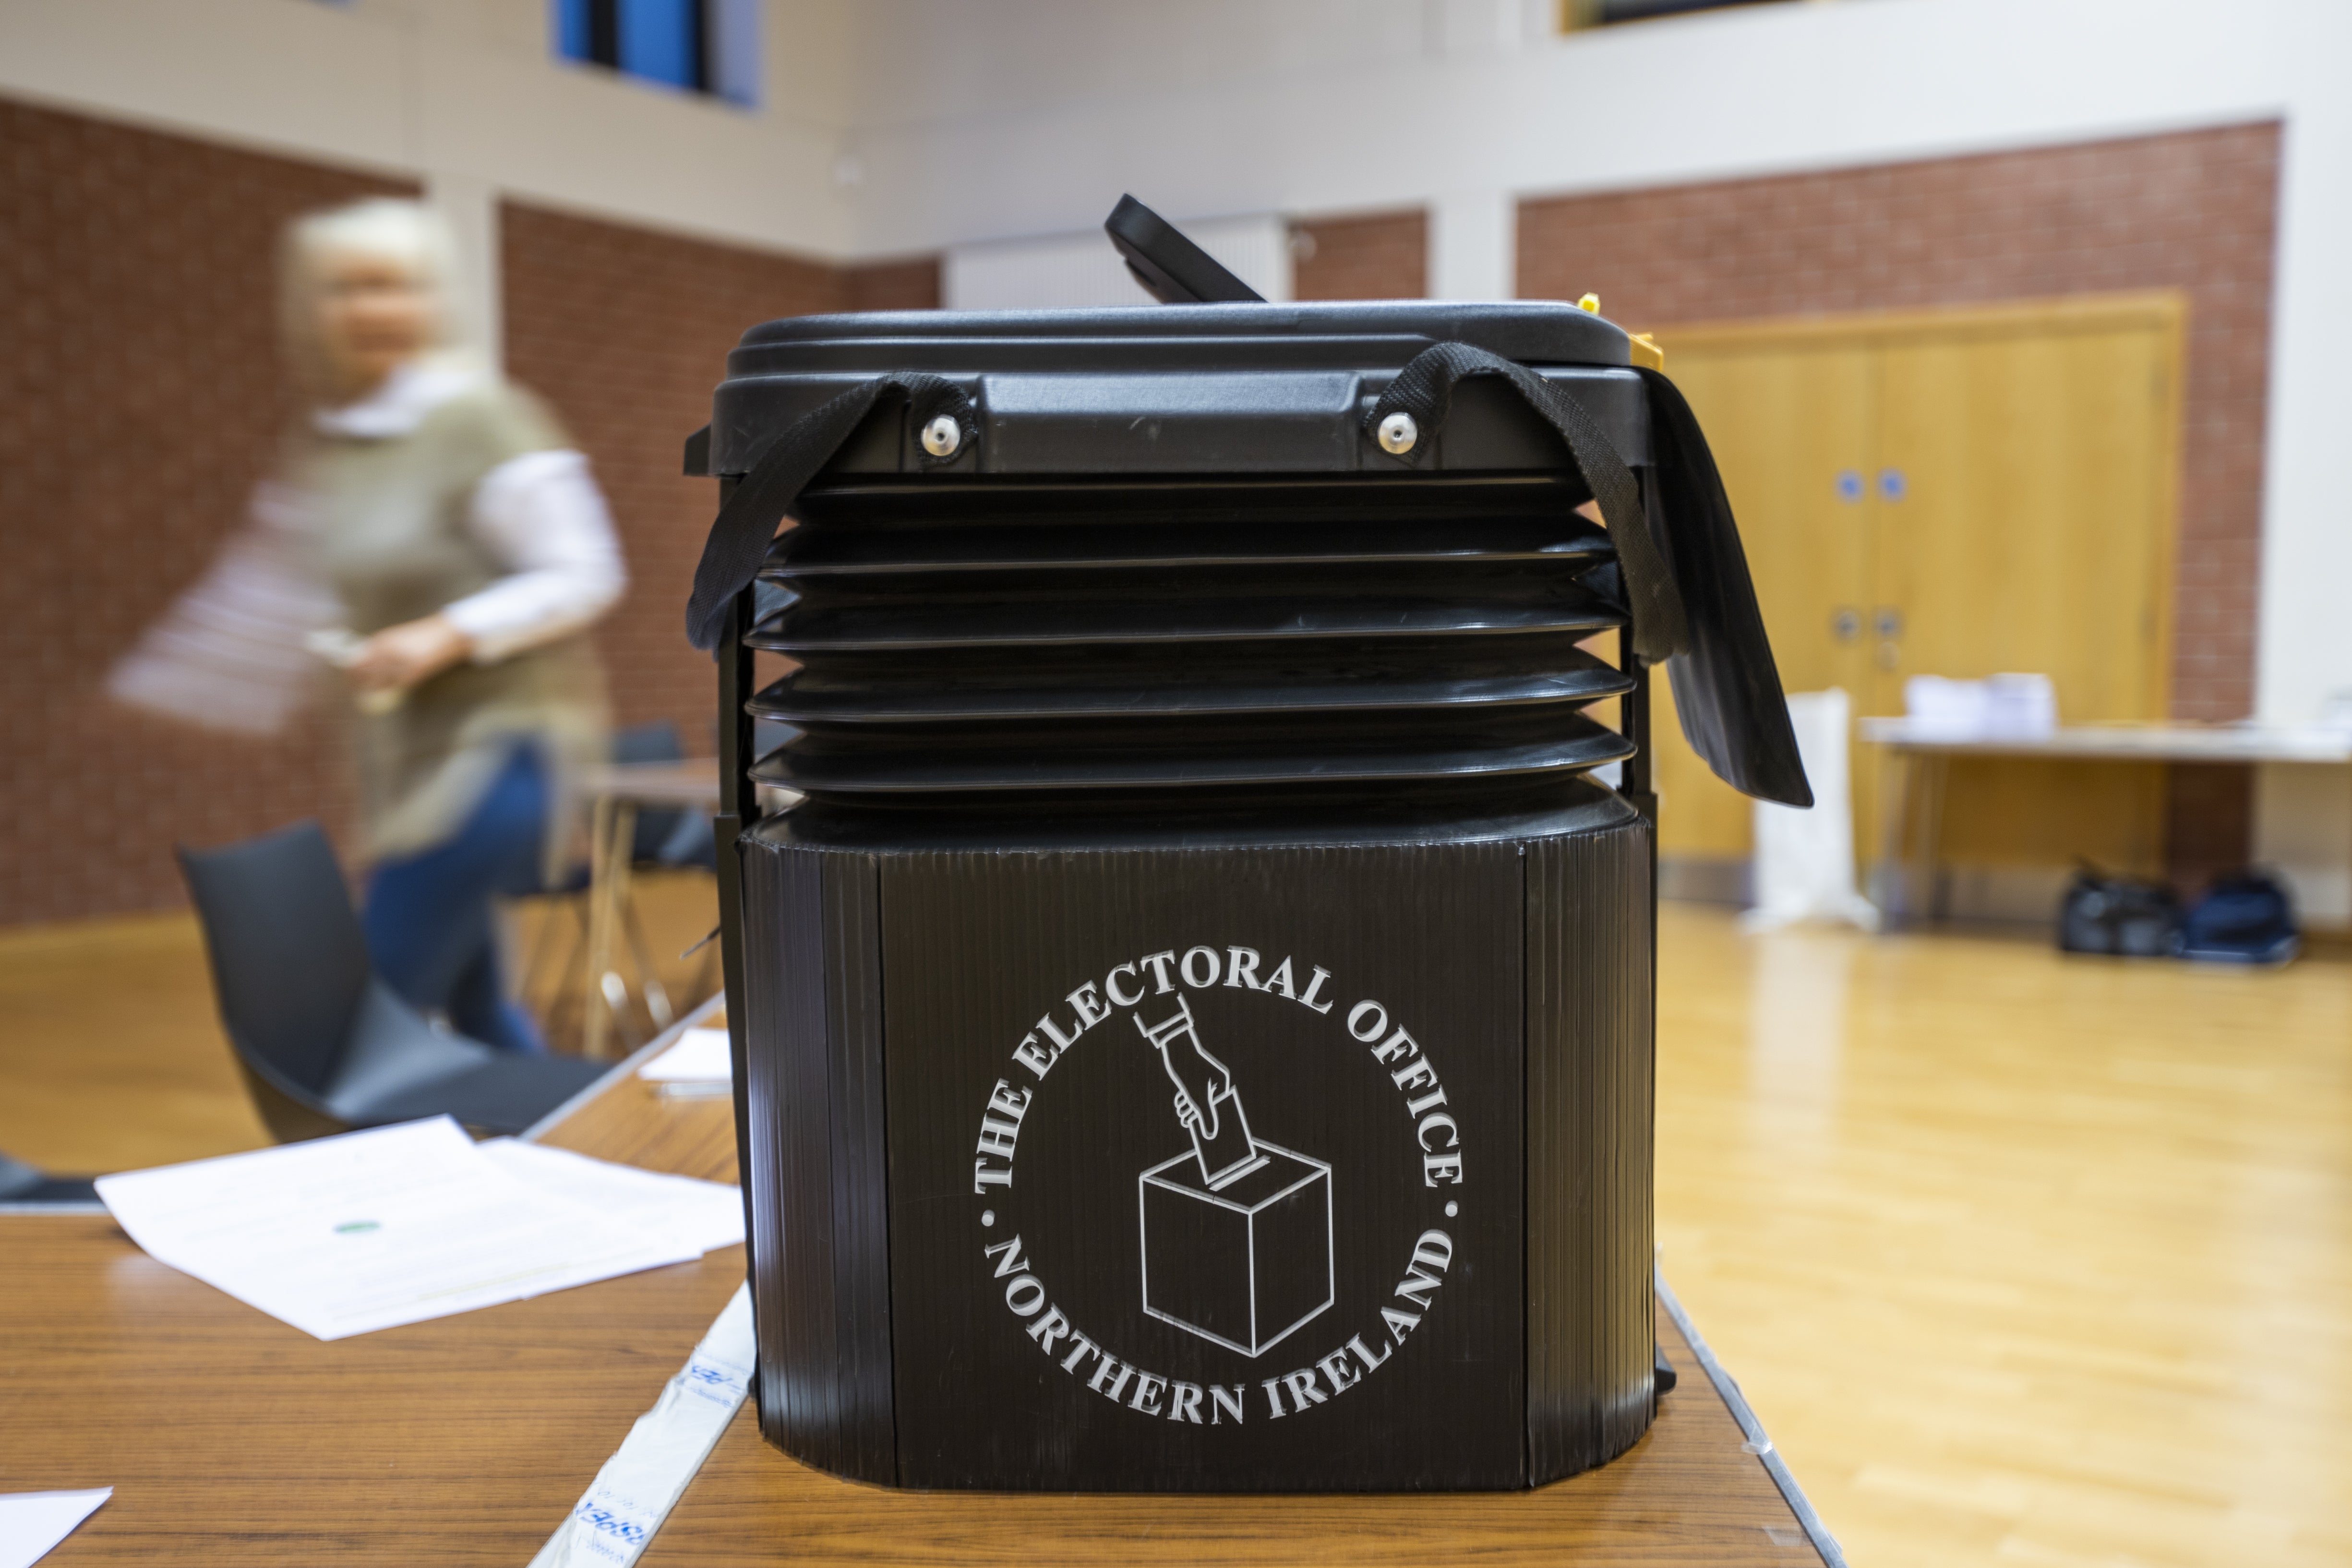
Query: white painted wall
944 215 1294 310
0 0 859 258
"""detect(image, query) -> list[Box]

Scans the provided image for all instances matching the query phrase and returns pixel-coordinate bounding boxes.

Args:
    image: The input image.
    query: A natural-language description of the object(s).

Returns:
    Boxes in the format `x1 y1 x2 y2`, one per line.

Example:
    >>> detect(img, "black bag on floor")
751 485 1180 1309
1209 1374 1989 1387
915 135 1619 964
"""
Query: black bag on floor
2181 872 2299 965
2057 867 2183 958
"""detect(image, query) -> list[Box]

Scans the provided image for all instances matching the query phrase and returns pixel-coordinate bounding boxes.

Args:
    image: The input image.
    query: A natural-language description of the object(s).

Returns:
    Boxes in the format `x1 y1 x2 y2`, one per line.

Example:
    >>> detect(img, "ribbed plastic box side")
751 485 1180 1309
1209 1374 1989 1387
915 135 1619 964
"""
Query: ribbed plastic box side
1526 815 1657 1482
739 839 897 1483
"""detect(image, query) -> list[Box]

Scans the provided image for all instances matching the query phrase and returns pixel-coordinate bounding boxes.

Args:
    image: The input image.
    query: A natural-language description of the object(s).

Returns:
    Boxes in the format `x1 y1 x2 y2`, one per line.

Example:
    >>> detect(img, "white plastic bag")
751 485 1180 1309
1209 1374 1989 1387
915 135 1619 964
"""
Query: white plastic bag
1741 688 1880 933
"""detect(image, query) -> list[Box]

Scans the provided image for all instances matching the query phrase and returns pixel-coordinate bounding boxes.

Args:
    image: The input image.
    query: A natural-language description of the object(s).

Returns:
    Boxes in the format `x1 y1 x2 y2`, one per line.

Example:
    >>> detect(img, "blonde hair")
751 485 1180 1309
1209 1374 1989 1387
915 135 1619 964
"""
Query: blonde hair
279 198 468 395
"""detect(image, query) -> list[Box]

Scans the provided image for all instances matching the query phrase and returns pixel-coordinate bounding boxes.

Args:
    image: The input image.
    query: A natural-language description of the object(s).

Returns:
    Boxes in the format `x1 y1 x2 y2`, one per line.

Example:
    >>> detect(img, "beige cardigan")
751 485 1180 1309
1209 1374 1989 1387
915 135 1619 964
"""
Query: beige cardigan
296 378 612 874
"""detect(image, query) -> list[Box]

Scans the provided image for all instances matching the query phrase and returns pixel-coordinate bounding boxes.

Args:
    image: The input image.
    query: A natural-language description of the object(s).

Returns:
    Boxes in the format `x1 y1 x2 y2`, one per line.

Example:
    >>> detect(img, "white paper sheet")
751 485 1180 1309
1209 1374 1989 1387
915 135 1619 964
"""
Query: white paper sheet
95 1119 703 1341
0 1488 110 1568
635 1028 732 1083
477 1140 744 1257
530 1284 754 1568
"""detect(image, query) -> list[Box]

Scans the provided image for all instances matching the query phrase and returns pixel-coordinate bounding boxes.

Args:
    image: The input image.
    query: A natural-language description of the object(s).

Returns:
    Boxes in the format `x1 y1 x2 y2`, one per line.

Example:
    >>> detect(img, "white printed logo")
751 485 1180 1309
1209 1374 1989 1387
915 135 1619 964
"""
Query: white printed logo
968 945 1466 1427
1135 992 1335 1357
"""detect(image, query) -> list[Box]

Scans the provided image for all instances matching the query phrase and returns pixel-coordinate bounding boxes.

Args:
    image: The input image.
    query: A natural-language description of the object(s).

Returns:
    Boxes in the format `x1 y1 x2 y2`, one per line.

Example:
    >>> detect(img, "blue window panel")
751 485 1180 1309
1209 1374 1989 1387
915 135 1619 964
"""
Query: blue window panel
620 0 701 91
550 0 756 105
552 0 595 62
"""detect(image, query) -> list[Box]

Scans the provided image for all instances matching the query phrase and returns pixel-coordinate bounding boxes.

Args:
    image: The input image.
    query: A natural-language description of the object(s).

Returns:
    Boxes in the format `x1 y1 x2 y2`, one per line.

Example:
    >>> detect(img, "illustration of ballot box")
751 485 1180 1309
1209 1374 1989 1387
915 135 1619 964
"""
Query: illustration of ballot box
690 200 1810 1494
1140 1142 1334 1359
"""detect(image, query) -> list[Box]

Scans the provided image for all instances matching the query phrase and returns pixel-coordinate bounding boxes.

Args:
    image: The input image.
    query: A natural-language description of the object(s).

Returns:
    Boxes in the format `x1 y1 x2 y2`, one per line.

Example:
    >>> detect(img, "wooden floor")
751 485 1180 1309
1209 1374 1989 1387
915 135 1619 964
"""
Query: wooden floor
4 898 2349 1564
0 871 722 1172
1656 910 2352 1568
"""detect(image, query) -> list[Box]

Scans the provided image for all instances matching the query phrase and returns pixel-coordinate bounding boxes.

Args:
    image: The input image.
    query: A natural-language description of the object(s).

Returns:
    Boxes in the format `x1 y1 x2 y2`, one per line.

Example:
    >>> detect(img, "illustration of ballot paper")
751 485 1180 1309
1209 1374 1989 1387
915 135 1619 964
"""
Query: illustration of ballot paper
1134 995 1333 1358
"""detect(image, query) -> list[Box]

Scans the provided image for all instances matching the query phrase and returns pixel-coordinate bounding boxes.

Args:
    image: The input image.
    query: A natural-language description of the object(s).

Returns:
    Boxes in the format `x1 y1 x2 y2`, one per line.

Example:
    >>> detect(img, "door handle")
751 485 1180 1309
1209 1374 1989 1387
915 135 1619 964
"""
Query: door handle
1873 607 1902 670
1832 608 1861 642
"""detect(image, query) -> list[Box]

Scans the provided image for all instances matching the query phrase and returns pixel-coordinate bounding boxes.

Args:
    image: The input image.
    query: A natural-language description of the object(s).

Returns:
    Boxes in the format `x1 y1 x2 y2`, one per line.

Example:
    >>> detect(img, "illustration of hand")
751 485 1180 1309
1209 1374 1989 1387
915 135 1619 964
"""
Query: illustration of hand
1137 995 1234 1144
1174 1058 1235 1133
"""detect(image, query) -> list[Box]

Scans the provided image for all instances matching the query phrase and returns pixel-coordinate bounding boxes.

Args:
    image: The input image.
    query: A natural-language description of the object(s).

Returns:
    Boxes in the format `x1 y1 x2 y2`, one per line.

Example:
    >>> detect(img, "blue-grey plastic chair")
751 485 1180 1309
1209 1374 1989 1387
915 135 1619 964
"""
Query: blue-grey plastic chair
178 821 608 1143
0 1150 98 1208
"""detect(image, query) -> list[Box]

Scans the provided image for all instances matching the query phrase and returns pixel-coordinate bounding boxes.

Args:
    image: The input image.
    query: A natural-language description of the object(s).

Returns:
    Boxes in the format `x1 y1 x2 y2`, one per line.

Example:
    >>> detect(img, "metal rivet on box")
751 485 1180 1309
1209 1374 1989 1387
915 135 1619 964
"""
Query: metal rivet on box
1378 411 1418 455
920 415 962 458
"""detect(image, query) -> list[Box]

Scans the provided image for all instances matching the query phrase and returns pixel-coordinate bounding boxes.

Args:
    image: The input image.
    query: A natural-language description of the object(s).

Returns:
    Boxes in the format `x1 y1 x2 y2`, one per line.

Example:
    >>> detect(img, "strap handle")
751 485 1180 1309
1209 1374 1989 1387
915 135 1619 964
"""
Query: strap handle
1368 343 1810 807
684 374 974 653
1632 366 1811 808
1105 194 1265 305
1366 343 1690 664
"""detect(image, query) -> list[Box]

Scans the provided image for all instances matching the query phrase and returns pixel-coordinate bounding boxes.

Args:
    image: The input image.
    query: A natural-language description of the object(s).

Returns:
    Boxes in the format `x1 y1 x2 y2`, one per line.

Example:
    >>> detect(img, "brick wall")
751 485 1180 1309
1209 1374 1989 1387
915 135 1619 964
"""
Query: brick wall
0 98 940 928
845 256 943 311
0 98 408 927
500 201 850 763
1520 124 2280 879
1519 122 2280 725
1291 209 1428 300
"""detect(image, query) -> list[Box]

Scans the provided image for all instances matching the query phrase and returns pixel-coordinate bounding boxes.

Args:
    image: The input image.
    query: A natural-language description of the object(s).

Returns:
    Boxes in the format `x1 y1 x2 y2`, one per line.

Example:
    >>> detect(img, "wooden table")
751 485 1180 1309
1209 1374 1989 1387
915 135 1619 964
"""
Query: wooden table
1861 717 2352 924
0 1018 1843 1566
579 758 723 1059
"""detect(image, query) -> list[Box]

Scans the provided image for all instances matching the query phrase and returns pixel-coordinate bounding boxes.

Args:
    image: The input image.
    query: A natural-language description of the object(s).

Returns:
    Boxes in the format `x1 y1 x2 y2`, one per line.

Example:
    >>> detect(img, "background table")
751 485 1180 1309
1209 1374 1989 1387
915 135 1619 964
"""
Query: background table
1860 717 2352 923
0 1008 1844 1566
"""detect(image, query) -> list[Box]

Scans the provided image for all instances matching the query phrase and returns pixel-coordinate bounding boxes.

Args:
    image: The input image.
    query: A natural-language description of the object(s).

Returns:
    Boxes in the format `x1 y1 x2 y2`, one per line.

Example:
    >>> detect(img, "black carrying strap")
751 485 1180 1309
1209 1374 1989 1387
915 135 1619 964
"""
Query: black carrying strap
685 374 974 653
1368 343 1810 808
1634 366 1811 807
1368 342 1688 664
1106 194 1266 305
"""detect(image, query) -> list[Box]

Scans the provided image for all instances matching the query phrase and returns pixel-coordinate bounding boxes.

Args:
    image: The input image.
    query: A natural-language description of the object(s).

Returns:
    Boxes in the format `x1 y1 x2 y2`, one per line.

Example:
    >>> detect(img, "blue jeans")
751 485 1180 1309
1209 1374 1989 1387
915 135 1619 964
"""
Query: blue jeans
363 744 550 1054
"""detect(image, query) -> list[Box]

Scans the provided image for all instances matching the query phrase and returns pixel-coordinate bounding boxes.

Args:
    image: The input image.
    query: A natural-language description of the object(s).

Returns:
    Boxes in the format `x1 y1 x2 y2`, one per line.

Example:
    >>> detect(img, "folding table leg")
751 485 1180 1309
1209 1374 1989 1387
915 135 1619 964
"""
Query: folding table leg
1875 747 1914 926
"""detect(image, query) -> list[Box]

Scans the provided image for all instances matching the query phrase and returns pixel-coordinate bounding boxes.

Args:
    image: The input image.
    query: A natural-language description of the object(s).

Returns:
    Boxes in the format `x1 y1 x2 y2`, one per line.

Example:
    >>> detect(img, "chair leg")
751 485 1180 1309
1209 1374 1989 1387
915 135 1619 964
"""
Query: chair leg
621 891 675 1029
598 967 645 1052
523 893 593 1053
584 799 640 1060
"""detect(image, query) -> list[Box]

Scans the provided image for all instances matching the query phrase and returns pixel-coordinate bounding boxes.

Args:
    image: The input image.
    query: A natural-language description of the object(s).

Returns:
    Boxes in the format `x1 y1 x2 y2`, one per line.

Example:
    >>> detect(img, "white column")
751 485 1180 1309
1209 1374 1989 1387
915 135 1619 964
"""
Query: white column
2248 10 2352 925
2254 766 2352 926
426 168 502 370
1428 188 1514 301
2255 90 2352 723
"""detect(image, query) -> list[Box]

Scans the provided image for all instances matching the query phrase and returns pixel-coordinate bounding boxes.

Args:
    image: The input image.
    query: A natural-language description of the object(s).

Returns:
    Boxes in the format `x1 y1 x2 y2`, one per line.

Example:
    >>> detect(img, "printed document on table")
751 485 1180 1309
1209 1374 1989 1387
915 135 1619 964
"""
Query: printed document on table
478 1138 744 1257
0 1489 111 1568
636 1026 732 1083
95 1118 703 1341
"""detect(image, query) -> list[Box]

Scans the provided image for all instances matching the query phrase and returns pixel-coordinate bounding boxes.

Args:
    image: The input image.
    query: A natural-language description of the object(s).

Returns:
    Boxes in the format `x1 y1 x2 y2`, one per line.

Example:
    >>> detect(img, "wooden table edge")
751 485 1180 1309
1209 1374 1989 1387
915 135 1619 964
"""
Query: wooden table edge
1656 1274 1847 1567
522 990 727 1142
5 986 1845 1566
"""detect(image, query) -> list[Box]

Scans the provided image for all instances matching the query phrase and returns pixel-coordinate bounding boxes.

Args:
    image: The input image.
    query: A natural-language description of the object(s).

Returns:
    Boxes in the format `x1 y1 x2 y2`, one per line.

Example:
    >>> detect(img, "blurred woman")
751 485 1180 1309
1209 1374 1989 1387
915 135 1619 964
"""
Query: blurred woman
113 199 622 1053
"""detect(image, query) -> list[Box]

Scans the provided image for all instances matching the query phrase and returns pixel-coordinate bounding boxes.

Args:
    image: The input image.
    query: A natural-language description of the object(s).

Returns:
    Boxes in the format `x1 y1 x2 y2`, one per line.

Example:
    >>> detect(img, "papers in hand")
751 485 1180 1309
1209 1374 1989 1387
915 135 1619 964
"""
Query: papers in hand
636 1027 732 1084
95 1118 744 1341
0 1490 110 1568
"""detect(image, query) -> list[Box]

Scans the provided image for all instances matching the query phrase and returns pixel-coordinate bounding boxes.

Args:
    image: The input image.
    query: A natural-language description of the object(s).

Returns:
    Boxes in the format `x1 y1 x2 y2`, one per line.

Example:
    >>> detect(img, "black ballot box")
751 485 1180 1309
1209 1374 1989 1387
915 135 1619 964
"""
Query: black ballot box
684 219 1809 1494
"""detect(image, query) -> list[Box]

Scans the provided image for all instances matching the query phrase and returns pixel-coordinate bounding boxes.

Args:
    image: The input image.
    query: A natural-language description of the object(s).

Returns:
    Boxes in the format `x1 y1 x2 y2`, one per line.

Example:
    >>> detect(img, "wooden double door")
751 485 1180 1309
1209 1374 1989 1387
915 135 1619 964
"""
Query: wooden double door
1648 294 2186 875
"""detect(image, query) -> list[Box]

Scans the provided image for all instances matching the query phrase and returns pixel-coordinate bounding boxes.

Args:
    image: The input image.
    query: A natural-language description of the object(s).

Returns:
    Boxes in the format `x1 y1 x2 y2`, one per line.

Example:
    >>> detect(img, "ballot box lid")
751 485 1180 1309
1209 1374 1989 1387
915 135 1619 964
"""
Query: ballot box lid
732 298 1629 368
703 299 1650 479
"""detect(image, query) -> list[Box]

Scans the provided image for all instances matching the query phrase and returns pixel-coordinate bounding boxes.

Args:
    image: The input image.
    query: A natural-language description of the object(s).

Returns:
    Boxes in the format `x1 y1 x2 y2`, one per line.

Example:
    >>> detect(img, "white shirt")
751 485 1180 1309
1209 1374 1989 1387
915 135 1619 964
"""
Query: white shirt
315 363 629 663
